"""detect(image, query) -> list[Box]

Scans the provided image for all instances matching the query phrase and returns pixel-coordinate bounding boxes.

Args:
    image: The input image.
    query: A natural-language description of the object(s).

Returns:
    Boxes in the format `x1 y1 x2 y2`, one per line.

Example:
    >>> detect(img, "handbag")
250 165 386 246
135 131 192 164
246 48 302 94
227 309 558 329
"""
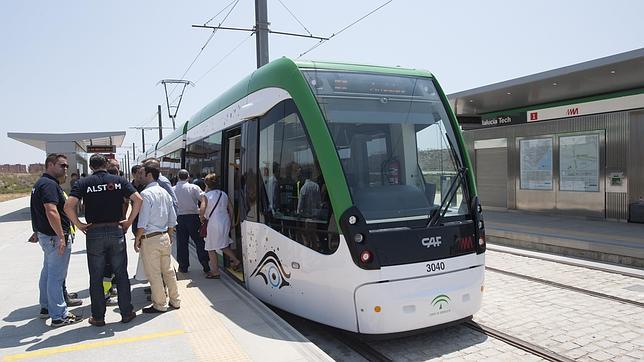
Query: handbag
199 192 222 238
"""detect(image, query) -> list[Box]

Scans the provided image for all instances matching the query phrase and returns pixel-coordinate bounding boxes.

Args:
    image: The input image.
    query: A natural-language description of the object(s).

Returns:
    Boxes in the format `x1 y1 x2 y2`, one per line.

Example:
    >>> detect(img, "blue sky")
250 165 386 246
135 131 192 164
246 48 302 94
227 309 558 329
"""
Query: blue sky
1 0 642 165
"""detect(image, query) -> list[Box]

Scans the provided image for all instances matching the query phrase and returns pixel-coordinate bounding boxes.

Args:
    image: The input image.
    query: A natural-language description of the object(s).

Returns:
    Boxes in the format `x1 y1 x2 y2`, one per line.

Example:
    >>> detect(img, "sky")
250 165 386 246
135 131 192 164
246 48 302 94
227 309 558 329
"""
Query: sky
1 0 642 165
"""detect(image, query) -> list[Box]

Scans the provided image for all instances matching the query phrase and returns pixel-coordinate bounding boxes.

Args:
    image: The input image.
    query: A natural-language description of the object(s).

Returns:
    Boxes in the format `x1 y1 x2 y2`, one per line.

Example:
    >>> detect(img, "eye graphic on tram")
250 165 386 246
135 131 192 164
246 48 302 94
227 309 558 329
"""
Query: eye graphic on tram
250 251 291 289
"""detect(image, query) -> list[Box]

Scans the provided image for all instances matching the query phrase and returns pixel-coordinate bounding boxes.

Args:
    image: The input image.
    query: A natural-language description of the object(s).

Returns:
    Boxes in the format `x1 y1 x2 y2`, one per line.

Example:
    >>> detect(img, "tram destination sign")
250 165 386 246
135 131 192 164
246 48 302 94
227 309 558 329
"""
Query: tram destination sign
480 113 526 127
87 145 116 153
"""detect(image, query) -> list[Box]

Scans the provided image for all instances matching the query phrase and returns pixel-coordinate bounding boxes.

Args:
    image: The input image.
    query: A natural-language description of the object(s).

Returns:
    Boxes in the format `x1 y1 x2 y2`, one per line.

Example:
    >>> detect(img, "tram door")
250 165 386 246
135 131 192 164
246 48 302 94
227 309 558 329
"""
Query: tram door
224 131 244 281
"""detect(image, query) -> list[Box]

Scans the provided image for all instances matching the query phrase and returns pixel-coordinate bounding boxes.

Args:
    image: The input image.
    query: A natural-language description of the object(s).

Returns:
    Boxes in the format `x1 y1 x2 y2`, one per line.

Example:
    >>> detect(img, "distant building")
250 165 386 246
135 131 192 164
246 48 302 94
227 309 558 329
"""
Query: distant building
28 163 45 174
0 164 27 173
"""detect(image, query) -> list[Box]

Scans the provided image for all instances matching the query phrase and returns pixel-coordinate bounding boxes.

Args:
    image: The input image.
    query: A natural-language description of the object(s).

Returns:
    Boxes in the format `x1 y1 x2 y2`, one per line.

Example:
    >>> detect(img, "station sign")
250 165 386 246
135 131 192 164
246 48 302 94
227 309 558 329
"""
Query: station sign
527 92 644 122
480 113 526 127
87 145 116 153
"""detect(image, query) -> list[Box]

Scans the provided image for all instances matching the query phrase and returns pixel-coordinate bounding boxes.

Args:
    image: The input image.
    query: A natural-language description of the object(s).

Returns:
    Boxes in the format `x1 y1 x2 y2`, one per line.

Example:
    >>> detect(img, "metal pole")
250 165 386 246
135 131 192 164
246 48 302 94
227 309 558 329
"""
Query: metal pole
158 105 163 140
132 142 136 164
141 129 146 153
255 0 269 68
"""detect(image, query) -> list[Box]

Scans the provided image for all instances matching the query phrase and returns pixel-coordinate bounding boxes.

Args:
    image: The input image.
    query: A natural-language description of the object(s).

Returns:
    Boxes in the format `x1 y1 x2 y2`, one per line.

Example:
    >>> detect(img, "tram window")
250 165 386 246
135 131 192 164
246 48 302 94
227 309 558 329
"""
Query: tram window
160 150 181 184
258 100 339 254
185 139 205 178
202 132 223 175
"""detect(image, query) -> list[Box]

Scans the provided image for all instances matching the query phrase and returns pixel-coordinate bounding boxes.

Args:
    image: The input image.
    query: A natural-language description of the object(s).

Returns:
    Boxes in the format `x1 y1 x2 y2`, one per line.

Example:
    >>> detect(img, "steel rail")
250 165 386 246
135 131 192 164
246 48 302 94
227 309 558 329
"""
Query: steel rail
487 245 644 280
487 266 644 308
464 321 575 362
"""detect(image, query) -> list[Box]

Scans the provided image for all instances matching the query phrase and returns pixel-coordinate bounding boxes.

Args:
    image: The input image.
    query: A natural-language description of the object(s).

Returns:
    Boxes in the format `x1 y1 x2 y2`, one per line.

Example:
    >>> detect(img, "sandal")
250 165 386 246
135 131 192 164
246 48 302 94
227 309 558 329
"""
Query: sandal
205 273 220 279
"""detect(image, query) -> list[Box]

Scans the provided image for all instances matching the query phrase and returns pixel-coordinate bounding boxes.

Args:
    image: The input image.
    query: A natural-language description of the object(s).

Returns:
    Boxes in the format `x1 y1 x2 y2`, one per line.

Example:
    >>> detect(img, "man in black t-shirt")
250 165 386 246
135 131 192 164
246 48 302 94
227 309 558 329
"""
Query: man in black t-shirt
30 153 82 327
65 154 143 326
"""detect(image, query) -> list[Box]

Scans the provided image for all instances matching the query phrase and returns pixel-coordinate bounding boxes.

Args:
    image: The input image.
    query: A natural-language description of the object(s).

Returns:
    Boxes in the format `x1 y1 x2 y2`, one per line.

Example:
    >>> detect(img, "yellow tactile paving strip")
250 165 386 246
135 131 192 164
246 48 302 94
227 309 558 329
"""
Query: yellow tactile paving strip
173 278 250 362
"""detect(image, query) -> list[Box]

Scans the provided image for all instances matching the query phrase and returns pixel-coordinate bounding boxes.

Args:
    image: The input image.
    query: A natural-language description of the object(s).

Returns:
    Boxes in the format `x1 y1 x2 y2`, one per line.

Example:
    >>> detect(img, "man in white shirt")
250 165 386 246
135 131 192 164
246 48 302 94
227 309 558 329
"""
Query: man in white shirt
173 169 210 274
134 161 179 313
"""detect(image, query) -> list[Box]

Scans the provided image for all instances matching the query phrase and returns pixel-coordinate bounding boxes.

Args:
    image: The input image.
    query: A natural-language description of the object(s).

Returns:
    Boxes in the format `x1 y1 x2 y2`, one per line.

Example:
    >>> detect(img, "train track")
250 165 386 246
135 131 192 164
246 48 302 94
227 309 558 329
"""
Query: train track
487 245 644 280
276 306 583 362
273 308 392 361
486 266 644 308
464 321 575 362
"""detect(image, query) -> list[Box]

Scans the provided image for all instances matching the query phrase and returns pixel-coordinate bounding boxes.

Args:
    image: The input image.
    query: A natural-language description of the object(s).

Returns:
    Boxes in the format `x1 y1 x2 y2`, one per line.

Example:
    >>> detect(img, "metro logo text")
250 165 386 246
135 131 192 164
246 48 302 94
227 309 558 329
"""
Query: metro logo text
86 183 122 193
421 236 442 248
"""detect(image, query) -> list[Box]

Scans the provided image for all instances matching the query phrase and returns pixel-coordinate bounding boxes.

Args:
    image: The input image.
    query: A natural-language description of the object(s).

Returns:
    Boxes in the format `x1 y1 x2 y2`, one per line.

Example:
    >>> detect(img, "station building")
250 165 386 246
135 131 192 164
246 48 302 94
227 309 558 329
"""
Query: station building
449 48 644 221
7 131 126 192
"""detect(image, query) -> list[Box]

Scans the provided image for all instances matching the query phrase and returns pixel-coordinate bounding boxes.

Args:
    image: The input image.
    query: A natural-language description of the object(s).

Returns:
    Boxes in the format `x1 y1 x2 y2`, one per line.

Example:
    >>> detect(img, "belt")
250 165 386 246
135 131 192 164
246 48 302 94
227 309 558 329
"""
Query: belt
141 231 167 239
88 222 121 229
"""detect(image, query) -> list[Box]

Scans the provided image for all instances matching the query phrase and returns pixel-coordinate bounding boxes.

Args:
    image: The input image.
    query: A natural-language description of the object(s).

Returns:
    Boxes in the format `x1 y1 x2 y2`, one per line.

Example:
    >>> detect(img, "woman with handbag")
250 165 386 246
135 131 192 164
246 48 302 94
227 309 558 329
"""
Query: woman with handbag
199 173 241 279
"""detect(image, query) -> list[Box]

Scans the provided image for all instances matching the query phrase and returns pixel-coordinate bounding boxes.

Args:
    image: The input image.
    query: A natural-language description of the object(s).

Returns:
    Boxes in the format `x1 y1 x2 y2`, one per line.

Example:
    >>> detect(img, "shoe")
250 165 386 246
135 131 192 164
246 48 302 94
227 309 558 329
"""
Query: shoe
109 287 118 297
205 273 220 279
105 297 118 306
142 306 165 314
121 311 136 323
39 308 49 319
67 292 79 299
51 313 82 327
88 316 106 327
169 303 180 310
143 287 152 294
66 298 83 307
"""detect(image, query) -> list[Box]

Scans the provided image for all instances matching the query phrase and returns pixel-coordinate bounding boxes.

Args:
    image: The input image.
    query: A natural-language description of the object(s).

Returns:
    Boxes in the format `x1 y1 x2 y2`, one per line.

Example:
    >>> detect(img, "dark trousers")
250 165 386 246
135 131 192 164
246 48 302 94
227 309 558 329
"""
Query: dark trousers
176 214 210 272
86 225 133 319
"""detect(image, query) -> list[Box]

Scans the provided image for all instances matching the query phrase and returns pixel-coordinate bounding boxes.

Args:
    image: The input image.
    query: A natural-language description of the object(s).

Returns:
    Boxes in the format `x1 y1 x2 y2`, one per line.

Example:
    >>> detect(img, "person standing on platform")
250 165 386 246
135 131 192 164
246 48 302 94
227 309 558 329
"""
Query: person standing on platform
134 162 180 313
31 153 82 327
64 153 142 326
142 158 177 212
199 173 241 279
173 169 210 274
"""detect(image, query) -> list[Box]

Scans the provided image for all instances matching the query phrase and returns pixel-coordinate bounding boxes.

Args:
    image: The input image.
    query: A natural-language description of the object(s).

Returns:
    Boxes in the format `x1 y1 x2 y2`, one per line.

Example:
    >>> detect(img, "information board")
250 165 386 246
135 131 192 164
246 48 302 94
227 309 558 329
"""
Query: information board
559 134 599 192
520 138 553 190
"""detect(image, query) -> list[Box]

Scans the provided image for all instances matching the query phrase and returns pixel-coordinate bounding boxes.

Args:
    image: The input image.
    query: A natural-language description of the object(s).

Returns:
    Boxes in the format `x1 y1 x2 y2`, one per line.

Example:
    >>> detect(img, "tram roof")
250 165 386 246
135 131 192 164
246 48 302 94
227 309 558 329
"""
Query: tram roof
448 47 644 117
156 120 188 151
185 57 435 132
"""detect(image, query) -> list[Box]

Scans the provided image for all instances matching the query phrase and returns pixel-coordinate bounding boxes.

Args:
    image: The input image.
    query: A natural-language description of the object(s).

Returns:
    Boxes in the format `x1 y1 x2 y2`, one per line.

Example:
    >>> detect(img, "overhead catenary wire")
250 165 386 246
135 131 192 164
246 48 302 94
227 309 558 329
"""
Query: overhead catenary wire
194 32 255 85
203 0 238 26
166 0 241 101
277 0 313 36
297 0 393 59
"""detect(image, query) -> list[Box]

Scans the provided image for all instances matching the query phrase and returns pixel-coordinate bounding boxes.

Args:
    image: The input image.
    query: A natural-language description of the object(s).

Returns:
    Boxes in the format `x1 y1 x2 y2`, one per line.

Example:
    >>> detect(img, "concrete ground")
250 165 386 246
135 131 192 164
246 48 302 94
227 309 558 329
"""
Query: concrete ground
0 197 330 362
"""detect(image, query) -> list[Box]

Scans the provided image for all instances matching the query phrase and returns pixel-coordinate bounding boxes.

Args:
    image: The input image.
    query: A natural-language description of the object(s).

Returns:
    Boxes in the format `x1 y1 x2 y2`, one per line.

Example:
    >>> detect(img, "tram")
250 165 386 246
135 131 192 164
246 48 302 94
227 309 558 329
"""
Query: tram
152 57 486 334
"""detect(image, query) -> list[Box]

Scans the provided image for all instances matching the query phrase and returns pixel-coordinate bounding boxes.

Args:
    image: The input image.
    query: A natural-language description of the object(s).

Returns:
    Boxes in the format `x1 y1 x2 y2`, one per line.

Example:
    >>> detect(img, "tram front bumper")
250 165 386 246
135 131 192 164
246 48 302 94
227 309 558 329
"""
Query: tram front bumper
354 265 484 334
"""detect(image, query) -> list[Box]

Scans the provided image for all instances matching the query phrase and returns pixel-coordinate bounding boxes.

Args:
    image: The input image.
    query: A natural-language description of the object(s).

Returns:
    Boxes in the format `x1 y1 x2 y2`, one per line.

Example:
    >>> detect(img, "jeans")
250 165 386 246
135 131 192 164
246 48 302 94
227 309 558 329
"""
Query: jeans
176 214 210 272
38 233 71 321
86 225 133 320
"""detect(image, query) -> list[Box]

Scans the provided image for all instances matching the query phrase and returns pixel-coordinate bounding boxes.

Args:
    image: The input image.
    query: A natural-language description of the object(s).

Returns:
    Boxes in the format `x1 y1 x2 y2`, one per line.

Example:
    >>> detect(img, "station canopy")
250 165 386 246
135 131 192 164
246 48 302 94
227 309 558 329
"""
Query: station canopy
448 48 644 118
7 131 126 152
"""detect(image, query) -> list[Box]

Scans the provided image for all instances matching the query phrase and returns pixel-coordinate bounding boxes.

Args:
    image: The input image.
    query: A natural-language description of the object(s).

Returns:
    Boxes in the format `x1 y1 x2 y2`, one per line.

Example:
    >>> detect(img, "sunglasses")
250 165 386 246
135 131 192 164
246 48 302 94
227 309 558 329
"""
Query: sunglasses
59 164 69 168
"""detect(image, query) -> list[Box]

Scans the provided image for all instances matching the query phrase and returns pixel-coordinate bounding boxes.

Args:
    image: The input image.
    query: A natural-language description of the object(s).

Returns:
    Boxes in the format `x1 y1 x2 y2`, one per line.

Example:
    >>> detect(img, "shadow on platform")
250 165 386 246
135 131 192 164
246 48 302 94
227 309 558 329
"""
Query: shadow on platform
0 207 31 223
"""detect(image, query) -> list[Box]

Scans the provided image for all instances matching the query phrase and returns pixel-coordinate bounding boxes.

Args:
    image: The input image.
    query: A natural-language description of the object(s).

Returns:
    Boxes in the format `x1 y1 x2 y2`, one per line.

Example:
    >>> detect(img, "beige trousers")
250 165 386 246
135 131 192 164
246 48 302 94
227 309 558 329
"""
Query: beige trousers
141 233 180 311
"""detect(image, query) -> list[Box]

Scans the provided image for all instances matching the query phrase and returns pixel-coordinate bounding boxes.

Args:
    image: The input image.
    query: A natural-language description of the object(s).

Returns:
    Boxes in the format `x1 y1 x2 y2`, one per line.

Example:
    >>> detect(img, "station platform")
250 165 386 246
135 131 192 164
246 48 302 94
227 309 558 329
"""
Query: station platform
0 197 332 362
483 209 644 268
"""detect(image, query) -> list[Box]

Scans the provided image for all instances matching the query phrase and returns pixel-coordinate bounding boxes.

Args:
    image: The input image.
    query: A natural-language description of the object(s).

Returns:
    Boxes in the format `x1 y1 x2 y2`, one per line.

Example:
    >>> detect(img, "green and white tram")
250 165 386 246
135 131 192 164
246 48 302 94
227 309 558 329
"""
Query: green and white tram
153 57 486 334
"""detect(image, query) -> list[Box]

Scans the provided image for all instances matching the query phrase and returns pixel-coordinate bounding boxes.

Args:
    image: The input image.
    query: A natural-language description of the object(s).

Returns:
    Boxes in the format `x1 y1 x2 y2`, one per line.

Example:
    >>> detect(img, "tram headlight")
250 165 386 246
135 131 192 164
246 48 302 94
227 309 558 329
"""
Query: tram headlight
359 250 373 264
353 233 364 243
348 215 358 225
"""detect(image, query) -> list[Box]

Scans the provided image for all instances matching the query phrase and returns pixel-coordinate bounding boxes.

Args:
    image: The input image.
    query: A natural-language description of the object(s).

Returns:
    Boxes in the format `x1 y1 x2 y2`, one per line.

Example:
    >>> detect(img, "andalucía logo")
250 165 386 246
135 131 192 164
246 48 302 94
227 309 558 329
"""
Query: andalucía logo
431 294 451 311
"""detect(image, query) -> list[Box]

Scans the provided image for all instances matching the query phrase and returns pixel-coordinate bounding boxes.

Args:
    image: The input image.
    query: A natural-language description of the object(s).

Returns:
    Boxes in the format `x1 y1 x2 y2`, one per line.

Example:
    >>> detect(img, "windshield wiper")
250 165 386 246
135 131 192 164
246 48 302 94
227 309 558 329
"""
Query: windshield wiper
428 167 467 227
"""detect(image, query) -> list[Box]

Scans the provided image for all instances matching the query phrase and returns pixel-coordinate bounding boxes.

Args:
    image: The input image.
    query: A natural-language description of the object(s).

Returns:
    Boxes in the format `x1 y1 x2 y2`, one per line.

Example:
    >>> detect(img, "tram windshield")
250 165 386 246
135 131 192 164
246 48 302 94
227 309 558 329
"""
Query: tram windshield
303 70 469 223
